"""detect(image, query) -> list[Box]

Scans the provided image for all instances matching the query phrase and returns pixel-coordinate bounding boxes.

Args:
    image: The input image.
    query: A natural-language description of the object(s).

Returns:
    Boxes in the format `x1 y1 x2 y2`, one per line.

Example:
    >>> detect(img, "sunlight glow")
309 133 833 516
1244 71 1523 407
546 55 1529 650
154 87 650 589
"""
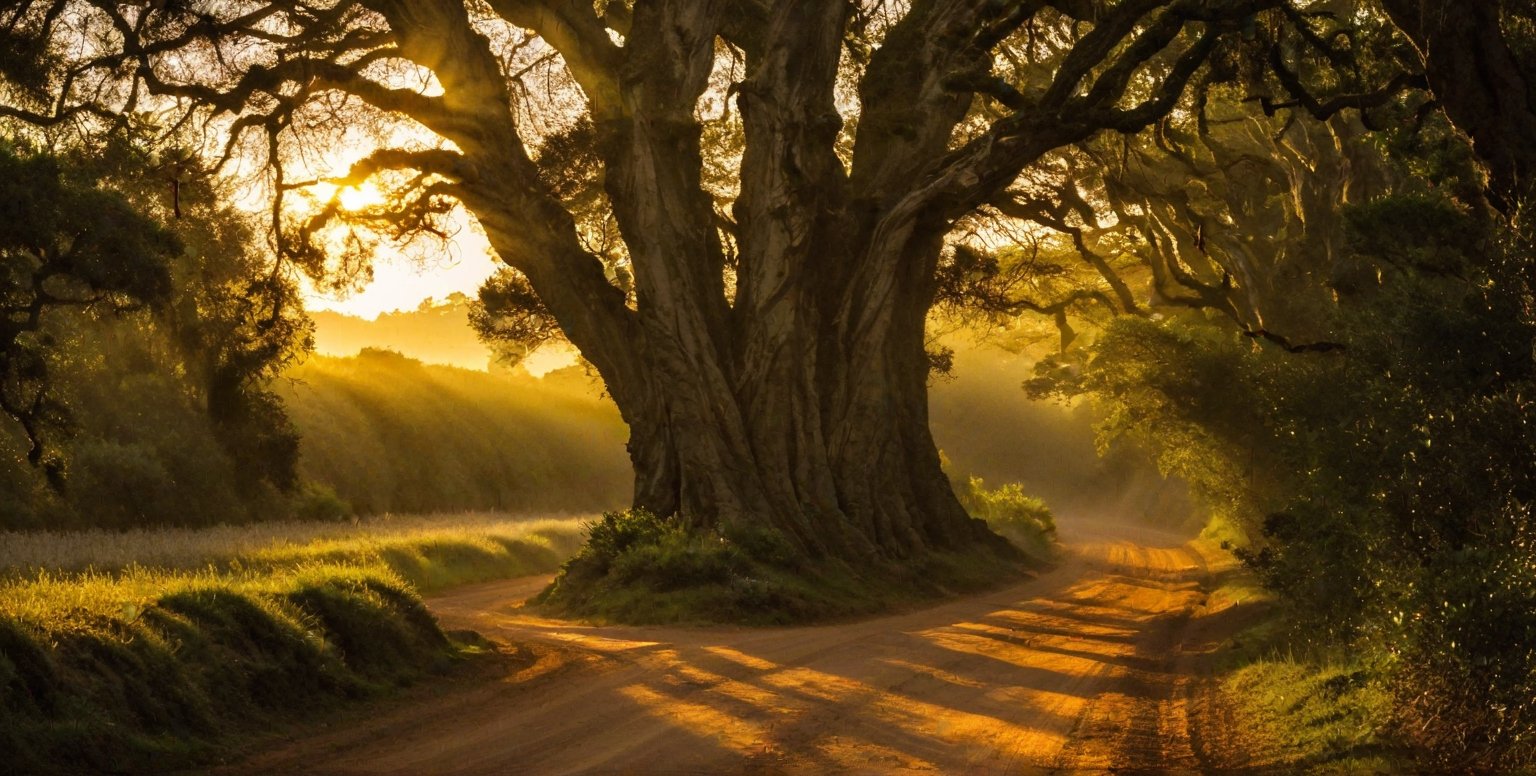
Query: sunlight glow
305 180 387 212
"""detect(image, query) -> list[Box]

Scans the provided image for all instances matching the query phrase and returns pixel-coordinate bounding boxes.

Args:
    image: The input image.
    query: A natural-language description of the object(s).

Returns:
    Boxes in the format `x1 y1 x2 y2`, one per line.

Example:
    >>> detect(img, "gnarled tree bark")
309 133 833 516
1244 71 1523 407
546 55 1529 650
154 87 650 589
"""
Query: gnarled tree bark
58 0 1290 565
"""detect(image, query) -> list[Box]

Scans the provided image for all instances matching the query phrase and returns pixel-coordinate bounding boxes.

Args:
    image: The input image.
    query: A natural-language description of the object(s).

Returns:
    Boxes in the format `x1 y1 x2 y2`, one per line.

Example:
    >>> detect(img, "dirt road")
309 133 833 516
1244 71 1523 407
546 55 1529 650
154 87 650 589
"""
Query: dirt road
234 522 1253 775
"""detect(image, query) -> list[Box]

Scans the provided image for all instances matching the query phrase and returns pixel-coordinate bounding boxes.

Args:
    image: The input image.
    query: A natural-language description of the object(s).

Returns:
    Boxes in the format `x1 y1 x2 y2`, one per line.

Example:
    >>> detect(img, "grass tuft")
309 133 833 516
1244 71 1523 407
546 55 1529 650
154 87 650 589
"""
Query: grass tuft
537 509 1029 626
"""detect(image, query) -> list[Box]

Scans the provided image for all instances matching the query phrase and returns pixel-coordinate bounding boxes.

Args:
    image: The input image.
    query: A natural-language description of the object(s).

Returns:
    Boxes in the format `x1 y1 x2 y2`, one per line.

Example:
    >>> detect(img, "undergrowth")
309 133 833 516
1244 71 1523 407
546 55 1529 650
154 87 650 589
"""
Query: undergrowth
536 509 1026 625
1205 565 1409 773
0 514 587 590
955 476 1057 561
1222 657 1398 774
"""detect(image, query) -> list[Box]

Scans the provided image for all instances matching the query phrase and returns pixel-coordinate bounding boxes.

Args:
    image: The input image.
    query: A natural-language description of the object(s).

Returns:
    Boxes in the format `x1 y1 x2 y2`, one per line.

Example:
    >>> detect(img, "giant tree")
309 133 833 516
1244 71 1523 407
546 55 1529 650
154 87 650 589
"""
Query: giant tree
23 0 1386 566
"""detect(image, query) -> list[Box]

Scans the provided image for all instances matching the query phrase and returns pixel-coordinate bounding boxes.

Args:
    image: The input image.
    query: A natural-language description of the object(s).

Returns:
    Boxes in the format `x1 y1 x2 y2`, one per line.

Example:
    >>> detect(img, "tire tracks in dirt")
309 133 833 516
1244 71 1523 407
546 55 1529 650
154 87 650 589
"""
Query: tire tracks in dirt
228 521 1259 775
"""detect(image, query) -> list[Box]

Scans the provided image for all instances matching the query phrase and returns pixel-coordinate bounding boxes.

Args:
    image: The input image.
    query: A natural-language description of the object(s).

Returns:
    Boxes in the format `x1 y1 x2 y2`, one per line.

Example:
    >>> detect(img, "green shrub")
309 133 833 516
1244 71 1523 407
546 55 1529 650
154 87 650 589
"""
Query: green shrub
957 476 1056 559
580 508 672 573
539 509 1027 625
1040 193 1536 768
291 480 352 522
540 510 752 611
69 440 179 529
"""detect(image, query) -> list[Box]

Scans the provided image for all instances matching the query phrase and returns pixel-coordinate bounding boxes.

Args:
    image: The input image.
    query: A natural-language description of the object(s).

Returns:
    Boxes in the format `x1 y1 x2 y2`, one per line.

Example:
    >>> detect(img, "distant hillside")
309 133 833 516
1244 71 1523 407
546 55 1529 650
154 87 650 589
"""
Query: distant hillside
279 350 630 515
283 334 1182 524
310 294 494 370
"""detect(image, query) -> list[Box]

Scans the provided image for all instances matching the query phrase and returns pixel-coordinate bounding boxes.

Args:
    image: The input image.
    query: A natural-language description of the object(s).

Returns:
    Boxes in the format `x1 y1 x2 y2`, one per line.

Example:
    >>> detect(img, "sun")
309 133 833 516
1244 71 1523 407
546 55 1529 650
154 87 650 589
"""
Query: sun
305 180 387 212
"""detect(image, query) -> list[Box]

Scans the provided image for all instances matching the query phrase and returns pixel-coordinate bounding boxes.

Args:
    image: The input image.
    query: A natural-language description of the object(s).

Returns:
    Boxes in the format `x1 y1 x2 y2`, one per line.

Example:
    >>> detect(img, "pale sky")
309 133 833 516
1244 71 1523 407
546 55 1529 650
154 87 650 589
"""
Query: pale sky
303 233 501 320
298 191 503 320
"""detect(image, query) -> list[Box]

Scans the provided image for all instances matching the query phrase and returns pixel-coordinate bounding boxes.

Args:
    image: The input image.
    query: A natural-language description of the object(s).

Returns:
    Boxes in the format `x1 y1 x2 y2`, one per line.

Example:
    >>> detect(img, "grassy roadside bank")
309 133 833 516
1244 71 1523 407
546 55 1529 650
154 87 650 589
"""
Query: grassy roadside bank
0 515 587 774
537 507 1049 626
1195 551 1409 773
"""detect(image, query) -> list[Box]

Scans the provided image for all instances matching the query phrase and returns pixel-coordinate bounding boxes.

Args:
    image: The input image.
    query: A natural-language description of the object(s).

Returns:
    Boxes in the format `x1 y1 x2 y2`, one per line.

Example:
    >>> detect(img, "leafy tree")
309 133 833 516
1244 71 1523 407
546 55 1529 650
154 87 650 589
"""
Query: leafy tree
16 0 1410 569
0 143 177 483
153 154 313 496
1376 0 1536 213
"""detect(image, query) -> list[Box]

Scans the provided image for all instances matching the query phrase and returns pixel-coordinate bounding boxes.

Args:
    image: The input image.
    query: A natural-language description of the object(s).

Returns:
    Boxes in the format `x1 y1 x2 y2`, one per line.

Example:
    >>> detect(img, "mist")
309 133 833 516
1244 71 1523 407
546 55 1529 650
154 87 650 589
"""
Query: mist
929 340 1198 534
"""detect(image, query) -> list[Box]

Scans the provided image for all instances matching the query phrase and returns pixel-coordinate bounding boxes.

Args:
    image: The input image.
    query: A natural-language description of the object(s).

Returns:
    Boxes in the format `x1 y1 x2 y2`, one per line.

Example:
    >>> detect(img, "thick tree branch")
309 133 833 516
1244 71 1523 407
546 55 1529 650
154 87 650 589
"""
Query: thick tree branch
1378 0 1536 211
483 0 623 117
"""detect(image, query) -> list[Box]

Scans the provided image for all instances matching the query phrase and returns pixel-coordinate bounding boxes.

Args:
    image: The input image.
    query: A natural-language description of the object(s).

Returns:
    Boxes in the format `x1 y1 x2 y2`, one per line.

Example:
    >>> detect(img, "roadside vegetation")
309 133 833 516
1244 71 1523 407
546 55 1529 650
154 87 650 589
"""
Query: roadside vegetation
537 508 1029 625
3 1 1534 772
955 476 1057 562
1 562 448 774
0 346 629 532
1184 565 1403 773
1034 194 1536 768
0 514 587 774
0 513 587 590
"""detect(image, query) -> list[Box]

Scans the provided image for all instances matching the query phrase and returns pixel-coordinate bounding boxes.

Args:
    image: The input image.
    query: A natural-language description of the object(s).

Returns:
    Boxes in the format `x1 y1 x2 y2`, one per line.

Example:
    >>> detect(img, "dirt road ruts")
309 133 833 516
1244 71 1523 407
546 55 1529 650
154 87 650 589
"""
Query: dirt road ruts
231 521 1249 775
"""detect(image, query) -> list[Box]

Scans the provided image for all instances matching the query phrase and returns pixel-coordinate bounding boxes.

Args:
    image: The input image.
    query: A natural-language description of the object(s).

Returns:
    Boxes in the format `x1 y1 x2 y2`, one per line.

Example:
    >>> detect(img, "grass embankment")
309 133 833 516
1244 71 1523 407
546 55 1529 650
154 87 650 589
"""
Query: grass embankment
1198 554 1407 773
537 508 1044 626
0 515 586 774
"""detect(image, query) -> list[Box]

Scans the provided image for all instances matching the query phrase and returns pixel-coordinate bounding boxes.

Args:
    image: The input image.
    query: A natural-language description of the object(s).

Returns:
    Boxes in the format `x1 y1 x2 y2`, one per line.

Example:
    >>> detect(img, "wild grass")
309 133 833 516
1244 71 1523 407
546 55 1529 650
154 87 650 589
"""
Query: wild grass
537 510 1027 625
0 512 588 590
0 562 449 774
0 512 590 773
1220 655 1399 773
1203 562 1407 773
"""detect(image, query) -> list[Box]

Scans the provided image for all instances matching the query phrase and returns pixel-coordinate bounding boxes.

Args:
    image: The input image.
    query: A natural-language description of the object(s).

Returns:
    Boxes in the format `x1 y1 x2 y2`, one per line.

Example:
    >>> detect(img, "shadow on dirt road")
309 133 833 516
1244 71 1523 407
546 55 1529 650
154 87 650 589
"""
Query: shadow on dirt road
230 520 1260 775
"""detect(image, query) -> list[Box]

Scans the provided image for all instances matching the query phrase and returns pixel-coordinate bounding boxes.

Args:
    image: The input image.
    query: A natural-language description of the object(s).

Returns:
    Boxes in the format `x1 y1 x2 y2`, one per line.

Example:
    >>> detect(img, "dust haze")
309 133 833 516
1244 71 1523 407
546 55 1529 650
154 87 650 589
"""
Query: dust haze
930 340 1197 536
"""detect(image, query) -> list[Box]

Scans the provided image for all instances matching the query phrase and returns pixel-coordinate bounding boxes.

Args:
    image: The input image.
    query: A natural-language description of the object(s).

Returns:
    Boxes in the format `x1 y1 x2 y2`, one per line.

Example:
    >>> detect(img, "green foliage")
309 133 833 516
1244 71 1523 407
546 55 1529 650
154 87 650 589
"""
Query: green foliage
0 514 589 772
539 509 1024 625
292 481 352 523
0 341 630 529
1043 191 1536 768
1222 655 1401 773
0 132 313 528
470 269 564 369
955 476 1056 560
538 510 760 622
0 142 177 476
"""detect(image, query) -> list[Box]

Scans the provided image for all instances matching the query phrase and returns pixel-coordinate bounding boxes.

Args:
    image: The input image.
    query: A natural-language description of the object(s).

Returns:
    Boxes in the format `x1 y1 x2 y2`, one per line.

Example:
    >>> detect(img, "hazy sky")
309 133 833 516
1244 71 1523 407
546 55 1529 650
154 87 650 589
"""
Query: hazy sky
302 209 501 320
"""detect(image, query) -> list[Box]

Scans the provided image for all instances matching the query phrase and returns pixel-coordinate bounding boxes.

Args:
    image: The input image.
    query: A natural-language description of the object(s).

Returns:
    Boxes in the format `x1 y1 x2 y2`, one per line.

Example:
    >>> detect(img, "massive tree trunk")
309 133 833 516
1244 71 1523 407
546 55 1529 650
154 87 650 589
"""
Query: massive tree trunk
459 0 1027 562
94 0 1278 565
408 0 1256 564
72 0 1528 567
1379 0 1536 212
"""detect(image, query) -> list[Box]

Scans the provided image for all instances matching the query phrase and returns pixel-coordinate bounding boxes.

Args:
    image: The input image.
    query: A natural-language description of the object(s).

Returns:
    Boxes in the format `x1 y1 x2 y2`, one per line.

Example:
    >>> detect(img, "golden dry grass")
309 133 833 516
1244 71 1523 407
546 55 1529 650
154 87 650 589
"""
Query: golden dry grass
0 512 588 582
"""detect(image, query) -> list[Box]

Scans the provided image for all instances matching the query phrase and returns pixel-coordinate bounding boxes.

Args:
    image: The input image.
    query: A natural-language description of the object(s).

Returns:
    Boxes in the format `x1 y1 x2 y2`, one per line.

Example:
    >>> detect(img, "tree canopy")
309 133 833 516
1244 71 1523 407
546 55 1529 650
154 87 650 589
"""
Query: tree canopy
1 0 1527 559
5 0 1536 764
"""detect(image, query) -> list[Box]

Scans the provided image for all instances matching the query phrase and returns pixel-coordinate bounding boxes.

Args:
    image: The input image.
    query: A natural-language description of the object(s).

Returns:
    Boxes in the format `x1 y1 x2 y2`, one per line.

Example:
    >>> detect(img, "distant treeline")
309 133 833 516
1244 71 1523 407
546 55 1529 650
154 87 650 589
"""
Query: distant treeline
309 296 493 371
0 341 632 530
929 342 1194 529
278 349 630 516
